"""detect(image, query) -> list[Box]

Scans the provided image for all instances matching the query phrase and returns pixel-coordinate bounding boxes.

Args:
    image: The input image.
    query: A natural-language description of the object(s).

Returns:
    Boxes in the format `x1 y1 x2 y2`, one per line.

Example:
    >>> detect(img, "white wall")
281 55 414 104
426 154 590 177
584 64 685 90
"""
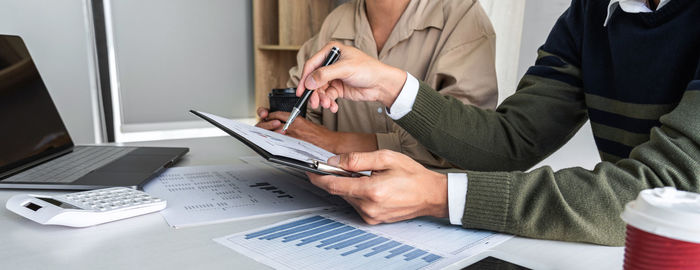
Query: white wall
517 0 572 79
480 0 526 102
0 0 103 144
105 0 254 142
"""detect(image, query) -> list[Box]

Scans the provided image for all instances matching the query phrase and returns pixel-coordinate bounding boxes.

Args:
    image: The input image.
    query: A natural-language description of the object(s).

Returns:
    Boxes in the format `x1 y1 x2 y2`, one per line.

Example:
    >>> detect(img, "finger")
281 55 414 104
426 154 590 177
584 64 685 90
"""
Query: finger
330 102 339 113
266 111 291 121
306 172 368 198
255 119 282 131
345 198 420 224
318 91 331 109
305 62 352 91
327 150 397 172
326 83 340 99
308 91 320 109
324 84 341 113
297 42 343 96
344 198 381 225
257 107 269 119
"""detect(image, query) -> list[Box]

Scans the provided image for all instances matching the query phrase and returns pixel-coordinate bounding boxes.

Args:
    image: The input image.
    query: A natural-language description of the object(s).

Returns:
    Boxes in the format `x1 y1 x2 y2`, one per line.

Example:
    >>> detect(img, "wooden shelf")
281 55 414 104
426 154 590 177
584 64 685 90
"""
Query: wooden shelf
257 44 302 51
252 0 339 109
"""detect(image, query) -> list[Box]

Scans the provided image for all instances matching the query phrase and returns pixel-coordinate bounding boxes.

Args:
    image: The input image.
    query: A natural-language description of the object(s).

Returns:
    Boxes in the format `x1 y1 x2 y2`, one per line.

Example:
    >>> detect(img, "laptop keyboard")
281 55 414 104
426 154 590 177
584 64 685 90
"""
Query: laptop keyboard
5 146 136 183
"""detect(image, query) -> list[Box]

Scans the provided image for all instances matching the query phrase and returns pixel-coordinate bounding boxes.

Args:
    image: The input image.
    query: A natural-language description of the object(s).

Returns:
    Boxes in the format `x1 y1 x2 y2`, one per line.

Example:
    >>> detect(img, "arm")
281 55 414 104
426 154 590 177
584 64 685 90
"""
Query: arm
389 3 700 244
308 74 700 246
298 2 700 245
396 73 700 245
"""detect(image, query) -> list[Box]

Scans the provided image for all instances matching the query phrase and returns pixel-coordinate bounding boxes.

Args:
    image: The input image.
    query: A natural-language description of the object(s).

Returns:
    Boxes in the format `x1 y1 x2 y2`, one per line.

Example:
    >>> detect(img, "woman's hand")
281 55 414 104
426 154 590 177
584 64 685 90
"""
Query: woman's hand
296 42 408 112
255 107 379 154
256 107 336 152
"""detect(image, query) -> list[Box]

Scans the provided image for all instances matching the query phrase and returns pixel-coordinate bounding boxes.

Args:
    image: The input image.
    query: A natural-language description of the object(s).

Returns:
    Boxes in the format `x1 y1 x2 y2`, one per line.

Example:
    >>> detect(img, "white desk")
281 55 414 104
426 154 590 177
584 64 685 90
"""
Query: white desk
0 136 623 269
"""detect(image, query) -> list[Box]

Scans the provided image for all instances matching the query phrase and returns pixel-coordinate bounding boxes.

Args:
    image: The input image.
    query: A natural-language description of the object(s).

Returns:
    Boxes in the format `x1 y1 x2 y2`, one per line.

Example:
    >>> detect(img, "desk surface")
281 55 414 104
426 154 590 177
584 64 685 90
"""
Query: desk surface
0 136 623 269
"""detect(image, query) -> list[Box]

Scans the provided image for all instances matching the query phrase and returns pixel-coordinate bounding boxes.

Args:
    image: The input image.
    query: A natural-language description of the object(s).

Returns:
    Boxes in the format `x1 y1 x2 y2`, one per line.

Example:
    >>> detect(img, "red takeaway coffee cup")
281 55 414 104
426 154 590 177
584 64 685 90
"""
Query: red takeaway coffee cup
620 187 700 270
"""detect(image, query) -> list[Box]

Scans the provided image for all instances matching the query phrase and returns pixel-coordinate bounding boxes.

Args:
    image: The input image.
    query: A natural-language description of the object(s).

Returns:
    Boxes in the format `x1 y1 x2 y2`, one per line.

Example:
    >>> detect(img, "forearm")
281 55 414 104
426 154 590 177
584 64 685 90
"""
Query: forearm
331 132 378 154
395 76 587 171
377 130 455 168
447 86 700 246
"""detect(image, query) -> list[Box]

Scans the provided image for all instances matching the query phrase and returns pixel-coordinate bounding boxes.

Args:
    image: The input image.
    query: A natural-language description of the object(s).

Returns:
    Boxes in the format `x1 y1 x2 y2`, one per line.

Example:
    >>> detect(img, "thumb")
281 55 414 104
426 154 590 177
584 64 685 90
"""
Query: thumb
328 150 395 172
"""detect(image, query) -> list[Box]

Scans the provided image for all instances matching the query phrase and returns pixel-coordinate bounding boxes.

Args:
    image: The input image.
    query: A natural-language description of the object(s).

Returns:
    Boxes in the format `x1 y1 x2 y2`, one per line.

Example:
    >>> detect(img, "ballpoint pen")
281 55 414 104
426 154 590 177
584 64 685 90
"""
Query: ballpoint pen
281 46 341 133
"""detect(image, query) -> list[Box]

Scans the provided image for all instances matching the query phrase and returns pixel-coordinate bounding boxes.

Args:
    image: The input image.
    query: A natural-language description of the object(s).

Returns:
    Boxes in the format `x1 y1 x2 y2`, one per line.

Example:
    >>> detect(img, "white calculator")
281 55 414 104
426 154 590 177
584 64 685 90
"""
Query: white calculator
5 187 166 227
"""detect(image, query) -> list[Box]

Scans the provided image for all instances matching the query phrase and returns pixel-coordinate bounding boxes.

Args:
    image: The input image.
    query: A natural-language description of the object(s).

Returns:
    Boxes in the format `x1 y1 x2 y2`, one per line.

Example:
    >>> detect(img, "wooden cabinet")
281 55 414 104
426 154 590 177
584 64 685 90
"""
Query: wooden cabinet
252 0 340 109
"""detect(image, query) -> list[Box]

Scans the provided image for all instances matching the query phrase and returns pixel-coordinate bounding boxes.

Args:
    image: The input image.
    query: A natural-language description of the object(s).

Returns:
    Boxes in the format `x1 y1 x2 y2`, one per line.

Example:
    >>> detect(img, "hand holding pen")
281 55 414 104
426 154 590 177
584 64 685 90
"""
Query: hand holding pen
294 42 407 115
282 46 341 133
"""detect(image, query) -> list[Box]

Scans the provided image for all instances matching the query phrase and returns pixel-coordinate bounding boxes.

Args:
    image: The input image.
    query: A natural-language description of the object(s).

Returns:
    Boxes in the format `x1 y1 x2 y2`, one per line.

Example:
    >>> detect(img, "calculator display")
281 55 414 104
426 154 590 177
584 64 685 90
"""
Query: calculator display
37 197 80 209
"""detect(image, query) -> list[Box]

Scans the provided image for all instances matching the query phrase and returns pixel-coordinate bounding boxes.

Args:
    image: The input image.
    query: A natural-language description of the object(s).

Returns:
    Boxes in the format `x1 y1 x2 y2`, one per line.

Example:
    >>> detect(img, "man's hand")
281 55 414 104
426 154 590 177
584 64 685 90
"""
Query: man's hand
296 42 408 112
307 150 449 224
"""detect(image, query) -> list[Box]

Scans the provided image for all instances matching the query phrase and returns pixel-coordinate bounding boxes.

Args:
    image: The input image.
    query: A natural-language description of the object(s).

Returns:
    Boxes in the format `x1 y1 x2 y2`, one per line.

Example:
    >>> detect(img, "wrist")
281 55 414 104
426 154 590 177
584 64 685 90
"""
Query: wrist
427 172 449 218
379 66 407 108
321 129 340 154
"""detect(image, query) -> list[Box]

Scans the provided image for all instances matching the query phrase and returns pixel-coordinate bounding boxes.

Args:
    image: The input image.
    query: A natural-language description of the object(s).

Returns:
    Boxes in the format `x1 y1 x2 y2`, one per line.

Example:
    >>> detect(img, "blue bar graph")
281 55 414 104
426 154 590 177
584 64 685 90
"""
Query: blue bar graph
385 245 414 259
340 237 388 256
226 215 452 270
422 254 442 263
282 222 344 242
260 219 334 240
327 233 376 250
297 226 355 246
364 241 401 257
403 249 428 261
316 230 364 248
244 216 323 239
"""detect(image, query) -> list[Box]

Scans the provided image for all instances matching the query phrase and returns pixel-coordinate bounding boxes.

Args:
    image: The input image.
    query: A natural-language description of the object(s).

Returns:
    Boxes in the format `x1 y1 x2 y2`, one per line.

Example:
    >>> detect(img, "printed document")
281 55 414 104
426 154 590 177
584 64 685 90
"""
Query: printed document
199 112 334 162
143 164 334 228
215 210 512 270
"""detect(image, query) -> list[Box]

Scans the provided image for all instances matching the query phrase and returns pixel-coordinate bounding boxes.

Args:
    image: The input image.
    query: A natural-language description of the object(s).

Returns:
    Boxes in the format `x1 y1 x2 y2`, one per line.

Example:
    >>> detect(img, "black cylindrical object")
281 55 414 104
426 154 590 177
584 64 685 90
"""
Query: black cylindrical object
268 87 306 117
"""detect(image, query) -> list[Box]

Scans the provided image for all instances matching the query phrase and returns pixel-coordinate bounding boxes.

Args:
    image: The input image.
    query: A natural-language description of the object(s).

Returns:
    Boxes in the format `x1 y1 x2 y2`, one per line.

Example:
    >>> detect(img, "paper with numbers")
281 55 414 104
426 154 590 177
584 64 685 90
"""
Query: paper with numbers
143 164 334 228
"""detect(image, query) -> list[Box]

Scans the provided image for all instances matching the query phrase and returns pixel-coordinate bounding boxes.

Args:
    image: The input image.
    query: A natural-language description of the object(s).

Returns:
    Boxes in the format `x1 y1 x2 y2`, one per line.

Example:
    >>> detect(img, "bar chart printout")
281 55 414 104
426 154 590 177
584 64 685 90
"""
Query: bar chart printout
214 212 512 270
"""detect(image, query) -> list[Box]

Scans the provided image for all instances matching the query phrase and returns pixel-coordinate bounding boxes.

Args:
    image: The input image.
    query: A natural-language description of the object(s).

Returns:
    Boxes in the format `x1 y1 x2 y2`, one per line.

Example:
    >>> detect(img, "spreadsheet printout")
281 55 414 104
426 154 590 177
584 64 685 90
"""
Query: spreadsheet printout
214 211 512 270
143 165 334 228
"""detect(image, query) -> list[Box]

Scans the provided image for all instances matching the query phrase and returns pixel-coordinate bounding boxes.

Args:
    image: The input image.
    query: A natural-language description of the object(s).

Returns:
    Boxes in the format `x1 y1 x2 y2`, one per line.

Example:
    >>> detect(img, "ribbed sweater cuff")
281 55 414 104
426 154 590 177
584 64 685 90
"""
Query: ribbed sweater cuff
394 80 448 140
462 171 512 232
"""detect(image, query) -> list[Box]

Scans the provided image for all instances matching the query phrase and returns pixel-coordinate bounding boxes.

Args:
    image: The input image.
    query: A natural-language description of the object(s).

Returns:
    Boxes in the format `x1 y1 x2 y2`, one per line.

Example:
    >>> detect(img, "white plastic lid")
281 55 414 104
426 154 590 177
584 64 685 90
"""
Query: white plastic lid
620 187 700 243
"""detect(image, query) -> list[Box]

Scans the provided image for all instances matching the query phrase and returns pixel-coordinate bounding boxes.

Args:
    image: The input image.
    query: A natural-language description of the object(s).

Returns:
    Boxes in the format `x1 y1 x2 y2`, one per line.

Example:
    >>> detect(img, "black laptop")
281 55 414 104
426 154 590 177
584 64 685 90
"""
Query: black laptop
0 34 188 190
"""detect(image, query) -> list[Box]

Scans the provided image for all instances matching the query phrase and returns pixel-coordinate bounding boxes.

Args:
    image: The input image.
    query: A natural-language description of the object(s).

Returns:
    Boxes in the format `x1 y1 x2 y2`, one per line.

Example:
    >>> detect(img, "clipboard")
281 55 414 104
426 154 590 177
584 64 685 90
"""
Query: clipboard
190 110 366 178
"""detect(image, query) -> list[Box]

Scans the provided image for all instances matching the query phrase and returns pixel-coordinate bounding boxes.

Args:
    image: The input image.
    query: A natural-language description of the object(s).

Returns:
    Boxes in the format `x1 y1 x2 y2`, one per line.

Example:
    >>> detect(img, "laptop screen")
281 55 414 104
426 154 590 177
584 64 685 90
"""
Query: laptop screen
0 35 74 176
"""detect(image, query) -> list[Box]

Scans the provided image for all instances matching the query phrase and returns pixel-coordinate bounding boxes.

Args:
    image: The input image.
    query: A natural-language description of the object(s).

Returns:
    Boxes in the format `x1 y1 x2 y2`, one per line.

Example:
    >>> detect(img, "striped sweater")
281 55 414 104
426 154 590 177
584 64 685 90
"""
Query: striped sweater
394 0 700 246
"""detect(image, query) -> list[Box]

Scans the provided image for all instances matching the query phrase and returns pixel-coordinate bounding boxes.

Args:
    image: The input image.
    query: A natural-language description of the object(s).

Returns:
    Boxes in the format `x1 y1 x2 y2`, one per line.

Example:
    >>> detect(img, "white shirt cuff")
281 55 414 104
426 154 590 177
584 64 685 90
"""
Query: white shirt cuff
447 173 468 225
386 72 419 120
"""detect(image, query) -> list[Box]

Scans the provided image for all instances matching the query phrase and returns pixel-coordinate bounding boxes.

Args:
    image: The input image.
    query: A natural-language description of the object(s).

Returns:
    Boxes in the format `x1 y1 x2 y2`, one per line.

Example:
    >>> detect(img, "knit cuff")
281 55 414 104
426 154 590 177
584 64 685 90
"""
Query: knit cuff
462 171 512 232
394 80 449 140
